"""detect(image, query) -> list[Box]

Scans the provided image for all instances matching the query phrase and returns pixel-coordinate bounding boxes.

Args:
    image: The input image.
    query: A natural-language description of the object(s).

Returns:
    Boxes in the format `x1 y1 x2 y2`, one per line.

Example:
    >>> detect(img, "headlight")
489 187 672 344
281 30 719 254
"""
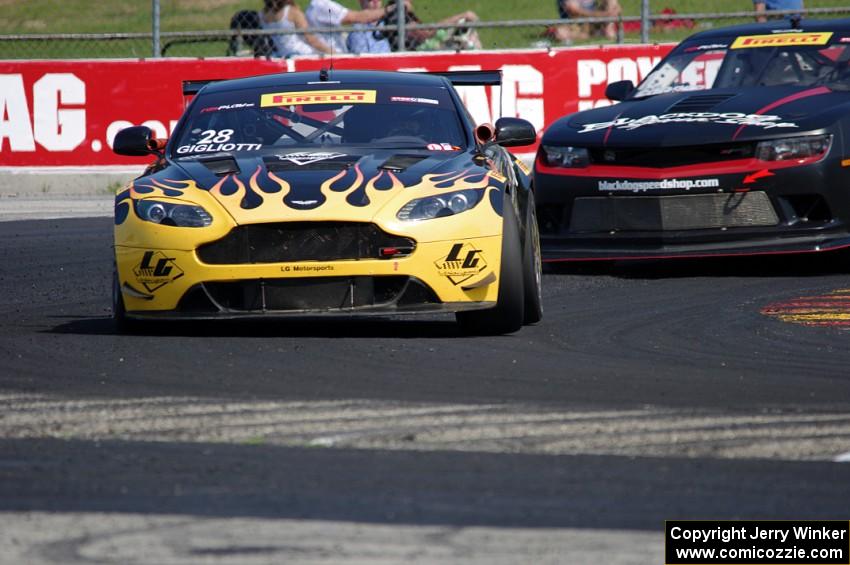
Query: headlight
755 134 831 162
135 199 212 227
541 145 590 168
397 189 481 221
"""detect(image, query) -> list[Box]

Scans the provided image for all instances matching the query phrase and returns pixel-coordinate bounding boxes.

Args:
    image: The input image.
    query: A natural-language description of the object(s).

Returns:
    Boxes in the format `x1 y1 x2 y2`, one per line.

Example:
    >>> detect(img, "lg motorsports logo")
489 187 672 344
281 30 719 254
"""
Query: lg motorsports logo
435 243 487 286
133 251 183 292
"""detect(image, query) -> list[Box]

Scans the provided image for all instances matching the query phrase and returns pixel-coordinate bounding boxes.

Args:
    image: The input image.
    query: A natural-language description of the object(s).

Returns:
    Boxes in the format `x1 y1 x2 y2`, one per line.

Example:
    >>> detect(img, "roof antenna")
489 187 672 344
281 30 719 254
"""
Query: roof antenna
319 9 333 81
328 7 334 72
790 14 801 29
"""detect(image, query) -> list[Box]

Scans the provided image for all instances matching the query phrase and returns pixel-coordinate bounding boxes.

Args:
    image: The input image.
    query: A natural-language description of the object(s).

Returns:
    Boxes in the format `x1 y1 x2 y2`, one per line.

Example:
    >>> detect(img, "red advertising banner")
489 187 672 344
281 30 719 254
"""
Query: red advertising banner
0 45 672 168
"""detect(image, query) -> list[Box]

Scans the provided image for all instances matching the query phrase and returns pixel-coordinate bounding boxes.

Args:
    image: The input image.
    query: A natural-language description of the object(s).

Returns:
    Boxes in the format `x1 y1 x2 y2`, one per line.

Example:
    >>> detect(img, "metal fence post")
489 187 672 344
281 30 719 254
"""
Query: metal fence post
640 0 650 43
152 0 161 57
396 1 406 52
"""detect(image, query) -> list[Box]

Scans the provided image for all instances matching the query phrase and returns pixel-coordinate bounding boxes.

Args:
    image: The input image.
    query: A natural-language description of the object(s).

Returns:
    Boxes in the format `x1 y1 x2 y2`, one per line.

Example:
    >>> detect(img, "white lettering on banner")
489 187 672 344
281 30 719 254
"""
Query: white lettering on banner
608 58 640 85
141 120 168 140
502 65 544 133
0 74 36 152
33 73 85 151
577 56 661 111
433 64 544 132
577 60 605 98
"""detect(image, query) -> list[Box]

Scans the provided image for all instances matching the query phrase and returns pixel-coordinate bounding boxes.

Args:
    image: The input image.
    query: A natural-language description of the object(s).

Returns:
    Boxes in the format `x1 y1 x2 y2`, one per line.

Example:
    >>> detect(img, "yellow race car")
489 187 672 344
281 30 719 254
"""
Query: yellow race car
112 69 541 334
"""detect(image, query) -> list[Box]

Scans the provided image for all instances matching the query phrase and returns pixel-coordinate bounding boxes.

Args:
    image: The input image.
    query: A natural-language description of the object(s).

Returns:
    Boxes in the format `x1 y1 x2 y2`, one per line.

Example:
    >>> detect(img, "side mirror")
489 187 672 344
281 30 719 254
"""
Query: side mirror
113 125 161 156
605 80 634 102
495 117 537 147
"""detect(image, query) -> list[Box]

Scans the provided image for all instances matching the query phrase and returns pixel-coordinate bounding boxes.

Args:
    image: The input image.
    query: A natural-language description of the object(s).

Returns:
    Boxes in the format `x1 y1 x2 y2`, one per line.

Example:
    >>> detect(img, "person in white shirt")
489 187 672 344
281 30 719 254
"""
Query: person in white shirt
263 0 331 57
347 0 392 53
305 0 391 53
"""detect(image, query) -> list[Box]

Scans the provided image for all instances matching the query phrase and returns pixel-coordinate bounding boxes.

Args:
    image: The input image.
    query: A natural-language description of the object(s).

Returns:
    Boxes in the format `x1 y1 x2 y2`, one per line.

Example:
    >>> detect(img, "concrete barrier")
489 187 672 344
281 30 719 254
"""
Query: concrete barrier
0 167 142 197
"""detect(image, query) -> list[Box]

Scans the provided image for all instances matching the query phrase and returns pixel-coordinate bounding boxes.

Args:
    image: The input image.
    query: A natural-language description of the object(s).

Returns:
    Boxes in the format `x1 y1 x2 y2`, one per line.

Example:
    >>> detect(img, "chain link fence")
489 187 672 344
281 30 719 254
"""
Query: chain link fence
1 2 850 59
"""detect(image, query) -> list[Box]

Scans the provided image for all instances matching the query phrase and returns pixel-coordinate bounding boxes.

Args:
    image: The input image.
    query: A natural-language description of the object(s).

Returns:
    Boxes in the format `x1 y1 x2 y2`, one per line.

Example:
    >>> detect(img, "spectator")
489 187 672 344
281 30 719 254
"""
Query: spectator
415 8 482 51
550 0 621 44
347 0 392 53
379 0 482 51
754 0 803 23
305 0 389 54
262 0 331 57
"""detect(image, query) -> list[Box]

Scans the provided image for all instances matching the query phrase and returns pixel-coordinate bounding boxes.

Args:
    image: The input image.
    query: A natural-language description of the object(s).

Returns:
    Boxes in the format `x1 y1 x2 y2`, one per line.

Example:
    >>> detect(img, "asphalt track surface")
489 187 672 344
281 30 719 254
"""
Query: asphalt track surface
1 215 850 564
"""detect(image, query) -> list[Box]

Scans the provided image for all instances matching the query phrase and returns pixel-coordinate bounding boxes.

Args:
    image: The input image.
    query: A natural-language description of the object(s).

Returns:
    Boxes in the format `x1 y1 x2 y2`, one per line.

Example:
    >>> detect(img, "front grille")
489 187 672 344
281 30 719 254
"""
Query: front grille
198 276 438 312
197 222 416 264
590 143 755 168
570 192 779 232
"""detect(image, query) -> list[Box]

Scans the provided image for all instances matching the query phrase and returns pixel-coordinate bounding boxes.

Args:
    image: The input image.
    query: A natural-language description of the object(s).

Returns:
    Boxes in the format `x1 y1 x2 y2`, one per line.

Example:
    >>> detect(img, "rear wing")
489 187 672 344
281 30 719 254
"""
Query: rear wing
426 70 502 86
183 79 221 96
426 70 503 126
182 70 502 96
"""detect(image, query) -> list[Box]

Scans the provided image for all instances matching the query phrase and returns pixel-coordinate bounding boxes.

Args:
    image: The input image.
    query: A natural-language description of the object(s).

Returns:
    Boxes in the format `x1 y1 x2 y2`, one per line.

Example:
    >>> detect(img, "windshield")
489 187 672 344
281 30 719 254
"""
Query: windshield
633 31 850 98
172 83 467 157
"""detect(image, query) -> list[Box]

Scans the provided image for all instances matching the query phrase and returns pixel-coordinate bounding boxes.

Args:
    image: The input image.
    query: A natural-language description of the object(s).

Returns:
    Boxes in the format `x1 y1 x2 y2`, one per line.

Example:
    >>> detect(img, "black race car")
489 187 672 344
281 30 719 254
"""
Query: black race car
535 18 850 261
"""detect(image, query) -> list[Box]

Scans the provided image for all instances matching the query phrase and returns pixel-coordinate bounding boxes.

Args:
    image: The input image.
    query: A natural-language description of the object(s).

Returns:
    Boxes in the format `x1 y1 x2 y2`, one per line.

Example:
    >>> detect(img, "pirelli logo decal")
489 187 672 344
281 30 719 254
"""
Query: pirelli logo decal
260 89 377 107
731 32 832 49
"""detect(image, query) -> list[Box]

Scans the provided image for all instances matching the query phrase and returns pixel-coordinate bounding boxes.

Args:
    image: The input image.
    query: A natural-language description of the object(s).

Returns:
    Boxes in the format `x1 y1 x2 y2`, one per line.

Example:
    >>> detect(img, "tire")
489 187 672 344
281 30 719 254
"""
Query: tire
456 199 524 335
522 191 543 325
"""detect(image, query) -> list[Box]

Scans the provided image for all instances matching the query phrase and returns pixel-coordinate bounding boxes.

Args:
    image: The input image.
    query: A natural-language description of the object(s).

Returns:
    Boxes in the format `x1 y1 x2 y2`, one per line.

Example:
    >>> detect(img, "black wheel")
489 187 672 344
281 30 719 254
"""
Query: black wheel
456 199 524 335
522 191 543 325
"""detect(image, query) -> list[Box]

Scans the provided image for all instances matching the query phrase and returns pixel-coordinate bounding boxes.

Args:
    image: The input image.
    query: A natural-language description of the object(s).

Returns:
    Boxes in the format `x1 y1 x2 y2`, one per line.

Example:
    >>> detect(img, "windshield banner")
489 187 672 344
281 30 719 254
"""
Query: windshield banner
0 45 672 168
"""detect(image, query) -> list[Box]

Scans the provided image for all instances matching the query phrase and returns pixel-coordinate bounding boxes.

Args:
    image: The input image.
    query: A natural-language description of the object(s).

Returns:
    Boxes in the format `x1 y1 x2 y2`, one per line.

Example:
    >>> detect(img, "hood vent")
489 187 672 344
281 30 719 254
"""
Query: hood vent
199 156 240 176
265 155 359 172
379 154 429 172
666 93 737 113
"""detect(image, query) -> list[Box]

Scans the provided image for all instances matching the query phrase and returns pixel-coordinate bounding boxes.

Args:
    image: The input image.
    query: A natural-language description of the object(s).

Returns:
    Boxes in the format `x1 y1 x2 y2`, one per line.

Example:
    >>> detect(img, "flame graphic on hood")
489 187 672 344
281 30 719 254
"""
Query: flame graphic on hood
115 165 502 226
132 178 204 198
202 166 495 222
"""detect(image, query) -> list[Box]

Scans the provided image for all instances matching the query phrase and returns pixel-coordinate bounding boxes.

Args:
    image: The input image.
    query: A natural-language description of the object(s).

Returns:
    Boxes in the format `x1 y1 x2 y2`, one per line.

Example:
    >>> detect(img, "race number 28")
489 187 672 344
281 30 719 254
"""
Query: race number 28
197 129 234 144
